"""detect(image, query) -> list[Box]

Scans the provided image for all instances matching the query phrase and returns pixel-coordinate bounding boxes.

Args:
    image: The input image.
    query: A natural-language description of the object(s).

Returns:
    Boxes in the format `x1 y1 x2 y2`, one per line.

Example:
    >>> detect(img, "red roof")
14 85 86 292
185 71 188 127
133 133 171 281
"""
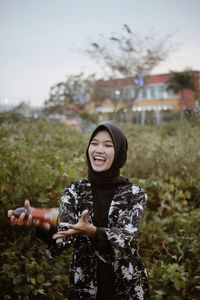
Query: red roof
103 71 200 87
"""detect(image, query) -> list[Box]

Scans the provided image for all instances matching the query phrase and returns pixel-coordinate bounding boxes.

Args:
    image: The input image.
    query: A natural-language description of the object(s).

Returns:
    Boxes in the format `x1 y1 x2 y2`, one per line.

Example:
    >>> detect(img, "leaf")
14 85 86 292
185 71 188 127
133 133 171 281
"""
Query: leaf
67 168 78 178
91 43 99 48
37 288 46 295
37 195 49 203
30 277 36 285
37 274 45 284
110 37 120 42
195 286 200 290
123 24 132 33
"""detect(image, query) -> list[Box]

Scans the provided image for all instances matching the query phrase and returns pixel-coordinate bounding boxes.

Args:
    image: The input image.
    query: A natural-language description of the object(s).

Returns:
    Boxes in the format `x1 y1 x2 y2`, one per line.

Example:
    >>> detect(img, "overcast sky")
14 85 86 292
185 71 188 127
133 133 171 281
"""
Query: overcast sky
0 0 200 107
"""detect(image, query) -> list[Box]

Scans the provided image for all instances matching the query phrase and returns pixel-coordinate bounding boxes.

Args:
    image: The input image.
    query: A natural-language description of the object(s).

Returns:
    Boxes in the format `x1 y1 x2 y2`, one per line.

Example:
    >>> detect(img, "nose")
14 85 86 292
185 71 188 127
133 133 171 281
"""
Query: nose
95 144 104 153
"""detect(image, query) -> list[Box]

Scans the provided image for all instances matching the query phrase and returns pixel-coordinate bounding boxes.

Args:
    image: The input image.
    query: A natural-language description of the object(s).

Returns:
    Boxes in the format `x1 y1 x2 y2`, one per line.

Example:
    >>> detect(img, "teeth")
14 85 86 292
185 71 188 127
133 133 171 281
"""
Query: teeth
94 156 106 161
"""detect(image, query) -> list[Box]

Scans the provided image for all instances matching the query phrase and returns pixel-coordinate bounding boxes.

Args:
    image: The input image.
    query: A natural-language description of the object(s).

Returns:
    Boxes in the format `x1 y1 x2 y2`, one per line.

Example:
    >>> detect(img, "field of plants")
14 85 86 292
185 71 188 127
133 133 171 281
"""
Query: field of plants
0 116 200 299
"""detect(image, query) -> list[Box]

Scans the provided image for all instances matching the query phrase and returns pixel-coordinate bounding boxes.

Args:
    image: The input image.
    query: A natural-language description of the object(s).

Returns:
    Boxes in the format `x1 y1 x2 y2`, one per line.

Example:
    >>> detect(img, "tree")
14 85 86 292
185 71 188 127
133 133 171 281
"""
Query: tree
44 73 95 116
166 69 196 120
86 24 172 79
88 79 112 105
43 73 101 129
85 24 174 123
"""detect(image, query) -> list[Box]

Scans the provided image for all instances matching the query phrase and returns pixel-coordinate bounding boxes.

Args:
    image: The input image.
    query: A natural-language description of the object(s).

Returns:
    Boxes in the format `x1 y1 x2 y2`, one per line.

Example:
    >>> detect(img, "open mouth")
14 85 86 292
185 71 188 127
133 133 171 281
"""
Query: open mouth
93 156 106 165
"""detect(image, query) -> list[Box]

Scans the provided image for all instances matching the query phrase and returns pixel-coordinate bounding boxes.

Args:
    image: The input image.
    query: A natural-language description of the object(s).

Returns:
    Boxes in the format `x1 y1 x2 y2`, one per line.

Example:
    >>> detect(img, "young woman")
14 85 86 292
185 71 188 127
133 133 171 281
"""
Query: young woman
11 123 149 299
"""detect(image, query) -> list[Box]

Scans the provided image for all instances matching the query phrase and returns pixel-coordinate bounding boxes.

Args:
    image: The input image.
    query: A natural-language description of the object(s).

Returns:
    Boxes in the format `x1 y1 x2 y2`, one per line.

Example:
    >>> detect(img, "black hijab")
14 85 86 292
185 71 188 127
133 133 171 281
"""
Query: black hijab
86 123 129 188
86 124 130 294
86 123 129 227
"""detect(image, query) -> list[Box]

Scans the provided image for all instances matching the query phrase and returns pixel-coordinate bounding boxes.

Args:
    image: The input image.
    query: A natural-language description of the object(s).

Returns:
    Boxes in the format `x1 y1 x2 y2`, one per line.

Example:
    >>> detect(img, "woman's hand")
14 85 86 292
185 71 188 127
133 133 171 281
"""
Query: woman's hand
10 199 31 225
10 199 50 230
53 210 97 239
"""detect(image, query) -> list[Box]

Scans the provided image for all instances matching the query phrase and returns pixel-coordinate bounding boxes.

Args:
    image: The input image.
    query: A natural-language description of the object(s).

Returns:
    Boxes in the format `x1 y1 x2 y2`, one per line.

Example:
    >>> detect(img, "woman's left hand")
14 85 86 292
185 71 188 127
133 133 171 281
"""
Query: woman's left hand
53 210 97 239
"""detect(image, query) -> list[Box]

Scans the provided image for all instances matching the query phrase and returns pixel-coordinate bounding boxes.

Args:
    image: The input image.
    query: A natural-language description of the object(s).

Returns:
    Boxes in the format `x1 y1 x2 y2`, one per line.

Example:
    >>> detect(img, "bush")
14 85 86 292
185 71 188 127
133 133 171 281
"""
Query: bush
0 119 85 299
0 117 199 299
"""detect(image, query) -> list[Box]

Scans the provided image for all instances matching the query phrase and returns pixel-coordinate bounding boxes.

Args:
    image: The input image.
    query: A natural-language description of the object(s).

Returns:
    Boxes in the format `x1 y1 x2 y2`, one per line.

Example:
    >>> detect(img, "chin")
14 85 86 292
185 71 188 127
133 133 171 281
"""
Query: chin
93 167 106 172
92 165 108 172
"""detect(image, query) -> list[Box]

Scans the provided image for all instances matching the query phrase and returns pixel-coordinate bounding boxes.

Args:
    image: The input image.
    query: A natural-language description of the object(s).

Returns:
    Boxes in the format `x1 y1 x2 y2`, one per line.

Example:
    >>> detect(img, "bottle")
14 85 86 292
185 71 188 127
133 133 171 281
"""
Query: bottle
8 207 59 226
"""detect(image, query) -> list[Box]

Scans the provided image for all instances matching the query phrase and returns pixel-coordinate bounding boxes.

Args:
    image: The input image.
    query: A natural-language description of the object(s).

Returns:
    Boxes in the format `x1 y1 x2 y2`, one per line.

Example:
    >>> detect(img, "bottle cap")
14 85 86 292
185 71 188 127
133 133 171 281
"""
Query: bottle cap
8 210 13 218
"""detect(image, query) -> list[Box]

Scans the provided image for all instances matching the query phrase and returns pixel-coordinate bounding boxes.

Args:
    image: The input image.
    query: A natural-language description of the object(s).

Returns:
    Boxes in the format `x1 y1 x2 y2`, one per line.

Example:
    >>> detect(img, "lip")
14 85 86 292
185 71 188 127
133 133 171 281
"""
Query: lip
92 155 106 166
93 155 106 161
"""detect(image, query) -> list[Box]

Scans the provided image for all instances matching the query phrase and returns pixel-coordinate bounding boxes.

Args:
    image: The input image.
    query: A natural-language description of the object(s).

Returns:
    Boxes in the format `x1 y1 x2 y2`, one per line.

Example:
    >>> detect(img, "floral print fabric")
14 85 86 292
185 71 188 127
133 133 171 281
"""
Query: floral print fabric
47 179 149 299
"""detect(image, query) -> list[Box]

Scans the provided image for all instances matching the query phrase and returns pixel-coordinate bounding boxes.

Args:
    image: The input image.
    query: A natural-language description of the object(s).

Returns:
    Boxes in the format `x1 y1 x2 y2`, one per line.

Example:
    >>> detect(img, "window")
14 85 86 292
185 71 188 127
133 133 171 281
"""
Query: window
141 87 147 99
157 85 164 98
126 86 136 99
122 86 136 100
150 86 156 99
167 89 175 97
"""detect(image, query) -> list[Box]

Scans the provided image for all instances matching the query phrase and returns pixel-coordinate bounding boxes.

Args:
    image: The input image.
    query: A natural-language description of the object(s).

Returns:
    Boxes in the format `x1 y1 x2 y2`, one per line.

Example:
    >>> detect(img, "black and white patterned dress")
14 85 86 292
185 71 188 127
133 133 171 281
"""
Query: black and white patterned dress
47 178 149 300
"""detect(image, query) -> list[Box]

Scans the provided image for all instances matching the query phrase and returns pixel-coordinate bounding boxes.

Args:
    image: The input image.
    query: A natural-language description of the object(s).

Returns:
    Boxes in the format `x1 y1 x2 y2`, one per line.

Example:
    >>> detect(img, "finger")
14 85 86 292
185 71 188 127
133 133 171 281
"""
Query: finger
68 224 83 233
52 233 64 239
24 199 31 208
81 209 89 222
56 229 80 236
63 228 79 235
18 212 25 225
10 215 18 225
68 223 79 229
52 229 78 239
32 219 40 226
27 214 32 226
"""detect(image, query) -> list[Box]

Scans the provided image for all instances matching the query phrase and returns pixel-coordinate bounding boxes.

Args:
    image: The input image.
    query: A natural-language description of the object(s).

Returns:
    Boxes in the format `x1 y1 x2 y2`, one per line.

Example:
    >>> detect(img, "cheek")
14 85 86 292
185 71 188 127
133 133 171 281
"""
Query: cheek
109 150 115 164
88 146 93 160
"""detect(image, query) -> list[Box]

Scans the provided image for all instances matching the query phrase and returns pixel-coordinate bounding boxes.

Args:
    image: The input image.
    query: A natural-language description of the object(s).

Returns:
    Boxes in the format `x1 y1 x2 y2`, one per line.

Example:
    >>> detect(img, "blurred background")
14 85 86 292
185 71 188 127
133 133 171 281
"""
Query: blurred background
0 0 200 126
0 1 200 299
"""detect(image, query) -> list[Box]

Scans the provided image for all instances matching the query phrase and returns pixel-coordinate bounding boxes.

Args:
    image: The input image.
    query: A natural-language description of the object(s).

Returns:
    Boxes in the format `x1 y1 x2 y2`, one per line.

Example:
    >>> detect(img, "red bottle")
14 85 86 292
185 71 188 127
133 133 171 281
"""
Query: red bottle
8 207 59 226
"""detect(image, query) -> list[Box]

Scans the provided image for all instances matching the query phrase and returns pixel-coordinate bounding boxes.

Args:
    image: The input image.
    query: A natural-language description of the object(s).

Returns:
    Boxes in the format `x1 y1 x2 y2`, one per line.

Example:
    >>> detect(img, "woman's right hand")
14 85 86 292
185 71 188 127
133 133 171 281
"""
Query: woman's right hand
10 199 50 230
10 199 31 226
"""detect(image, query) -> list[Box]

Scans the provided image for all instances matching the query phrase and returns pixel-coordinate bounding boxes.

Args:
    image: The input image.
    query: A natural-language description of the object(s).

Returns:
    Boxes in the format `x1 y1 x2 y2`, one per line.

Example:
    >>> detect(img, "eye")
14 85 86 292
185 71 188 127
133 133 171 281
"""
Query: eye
105 143 114 148
90 141 98 146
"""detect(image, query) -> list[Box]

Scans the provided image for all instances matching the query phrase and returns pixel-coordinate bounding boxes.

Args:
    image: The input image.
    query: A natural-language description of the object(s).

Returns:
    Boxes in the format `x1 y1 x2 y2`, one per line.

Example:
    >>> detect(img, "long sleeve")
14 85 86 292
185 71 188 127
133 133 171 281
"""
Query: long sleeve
95 184 147 260
36 181 79 258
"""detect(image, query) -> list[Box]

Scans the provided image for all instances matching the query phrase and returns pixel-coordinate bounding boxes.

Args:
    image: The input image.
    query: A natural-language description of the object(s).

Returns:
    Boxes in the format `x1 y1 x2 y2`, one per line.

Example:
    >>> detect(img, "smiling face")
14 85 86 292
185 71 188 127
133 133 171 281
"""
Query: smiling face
88 130 115 172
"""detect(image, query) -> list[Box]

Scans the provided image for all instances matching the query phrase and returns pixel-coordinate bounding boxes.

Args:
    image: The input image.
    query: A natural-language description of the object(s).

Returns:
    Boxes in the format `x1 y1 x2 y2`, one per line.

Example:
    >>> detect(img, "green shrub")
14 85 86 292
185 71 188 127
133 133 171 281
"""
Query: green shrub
0 118 199 299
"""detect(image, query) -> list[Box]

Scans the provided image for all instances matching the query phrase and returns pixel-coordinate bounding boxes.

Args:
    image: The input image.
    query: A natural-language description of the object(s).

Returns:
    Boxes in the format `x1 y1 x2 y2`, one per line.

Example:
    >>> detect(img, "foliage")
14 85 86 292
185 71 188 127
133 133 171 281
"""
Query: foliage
84 24 175 114
43 25 175 119
0 118 87 298
166 69 197 120
44 73 97 115
86 24 173 79
0 232 71 299
166 69 196 94
0 117 200 299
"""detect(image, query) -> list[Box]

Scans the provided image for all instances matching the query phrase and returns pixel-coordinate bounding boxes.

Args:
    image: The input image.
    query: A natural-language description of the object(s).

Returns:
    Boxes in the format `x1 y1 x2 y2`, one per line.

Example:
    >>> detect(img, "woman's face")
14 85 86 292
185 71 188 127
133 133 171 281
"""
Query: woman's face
88 130 115 172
